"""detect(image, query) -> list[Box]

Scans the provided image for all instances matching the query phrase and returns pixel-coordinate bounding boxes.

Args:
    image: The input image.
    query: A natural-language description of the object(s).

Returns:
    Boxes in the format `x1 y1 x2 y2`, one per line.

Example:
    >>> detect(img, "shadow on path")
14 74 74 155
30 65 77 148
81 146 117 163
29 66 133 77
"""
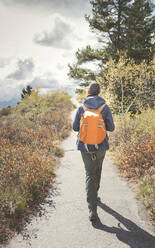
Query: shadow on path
92 202 155 248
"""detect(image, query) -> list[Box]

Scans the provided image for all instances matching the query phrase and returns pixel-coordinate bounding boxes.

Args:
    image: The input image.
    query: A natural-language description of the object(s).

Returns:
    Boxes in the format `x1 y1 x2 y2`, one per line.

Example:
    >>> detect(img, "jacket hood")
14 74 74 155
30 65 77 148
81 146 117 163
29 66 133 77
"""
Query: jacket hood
83 95 106 109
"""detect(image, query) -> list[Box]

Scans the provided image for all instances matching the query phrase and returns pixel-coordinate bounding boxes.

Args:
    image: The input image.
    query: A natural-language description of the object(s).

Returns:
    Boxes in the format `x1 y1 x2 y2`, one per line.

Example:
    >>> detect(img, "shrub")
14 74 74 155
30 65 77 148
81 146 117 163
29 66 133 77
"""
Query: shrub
110 108 155 219
117 132 154 178
100 56 155 114
76 89 87 103
0 90 74 244
0 106 11 117
139 167 155 220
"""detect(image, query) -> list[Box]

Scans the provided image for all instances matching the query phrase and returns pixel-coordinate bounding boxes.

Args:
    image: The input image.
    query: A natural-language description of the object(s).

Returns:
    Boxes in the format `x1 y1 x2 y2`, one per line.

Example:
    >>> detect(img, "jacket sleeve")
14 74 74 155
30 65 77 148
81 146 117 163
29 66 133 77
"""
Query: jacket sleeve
73 107 82 132
104 106 115 132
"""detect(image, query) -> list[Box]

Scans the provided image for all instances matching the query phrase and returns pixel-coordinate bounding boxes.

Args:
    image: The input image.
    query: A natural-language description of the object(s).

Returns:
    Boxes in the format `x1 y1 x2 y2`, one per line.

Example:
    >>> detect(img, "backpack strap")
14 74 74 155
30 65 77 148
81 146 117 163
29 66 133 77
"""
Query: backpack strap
81 104 87 111
82 104 106 112
84 144 98 157
98 103 106 112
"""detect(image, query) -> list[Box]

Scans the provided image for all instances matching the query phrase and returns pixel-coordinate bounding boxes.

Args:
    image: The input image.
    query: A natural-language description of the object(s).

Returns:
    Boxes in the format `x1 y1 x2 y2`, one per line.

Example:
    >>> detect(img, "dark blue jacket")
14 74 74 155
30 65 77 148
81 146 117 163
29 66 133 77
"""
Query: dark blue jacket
73 95 115 151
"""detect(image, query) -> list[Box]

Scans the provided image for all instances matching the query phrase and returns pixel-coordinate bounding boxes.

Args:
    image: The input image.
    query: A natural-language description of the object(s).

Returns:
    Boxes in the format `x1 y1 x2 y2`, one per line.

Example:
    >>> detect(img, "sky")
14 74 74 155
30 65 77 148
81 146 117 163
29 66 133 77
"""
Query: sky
0 0 97 108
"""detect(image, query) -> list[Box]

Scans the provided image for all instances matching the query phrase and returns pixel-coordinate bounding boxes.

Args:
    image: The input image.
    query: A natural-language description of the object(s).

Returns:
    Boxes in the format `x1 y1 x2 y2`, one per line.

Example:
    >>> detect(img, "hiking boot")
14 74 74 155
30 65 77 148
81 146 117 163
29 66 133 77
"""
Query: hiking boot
97 197 101 203
89 210 98 222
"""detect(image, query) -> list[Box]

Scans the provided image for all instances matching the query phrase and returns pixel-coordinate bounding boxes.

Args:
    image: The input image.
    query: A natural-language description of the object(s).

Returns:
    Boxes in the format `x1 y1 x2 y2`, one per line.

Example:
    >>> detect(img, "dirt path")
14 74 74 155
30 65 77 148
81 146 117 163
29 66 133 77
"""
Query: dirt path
7 110 155 248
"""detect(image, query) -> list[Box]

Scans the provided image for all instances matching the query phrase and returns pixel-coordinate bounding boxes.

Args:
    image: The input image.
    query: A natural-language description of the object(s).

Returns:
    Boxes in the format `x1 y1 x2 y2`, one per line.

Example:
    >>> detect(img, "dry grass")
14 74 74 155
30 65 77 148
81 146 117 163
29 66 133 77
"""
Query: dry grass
110 109 155 220
0 90 73 244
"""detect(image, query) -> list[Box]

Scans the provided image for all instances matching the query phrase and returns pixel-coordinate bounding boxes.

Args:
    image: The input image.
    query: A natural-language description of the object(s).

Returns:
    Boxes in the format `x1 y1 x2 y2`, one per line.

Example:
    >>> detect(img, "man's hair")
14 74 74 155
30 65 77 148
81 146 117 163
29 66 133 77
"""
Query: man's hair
88 82 100 95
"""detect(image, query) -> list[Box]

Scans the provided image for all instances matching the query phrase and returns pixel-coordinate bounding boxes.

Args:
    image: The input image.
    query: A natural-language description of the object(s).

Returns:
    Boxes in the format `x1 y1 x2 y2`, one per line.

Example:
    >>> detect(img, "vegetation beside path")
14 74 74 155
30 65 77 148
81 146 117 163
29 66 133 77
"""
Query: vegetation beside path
110 109 155 221
0 90 74 245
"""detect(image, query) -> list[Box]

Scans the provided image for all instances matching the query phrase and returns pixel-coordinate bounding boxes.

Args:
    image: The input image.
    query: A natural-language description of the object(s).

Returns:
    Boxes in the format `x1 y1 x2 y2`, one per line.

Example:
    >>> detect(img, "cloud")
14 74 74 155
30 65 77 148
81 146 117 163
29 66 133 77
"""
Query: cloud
56 63 64 70
0 78 25 102
62 51 73 58
0 57 11 68
7 58 34 80
0 58 35 105
0 73 60 108
0 98 19 108
0 0 91 17
33 17 72 49
28 76 59 89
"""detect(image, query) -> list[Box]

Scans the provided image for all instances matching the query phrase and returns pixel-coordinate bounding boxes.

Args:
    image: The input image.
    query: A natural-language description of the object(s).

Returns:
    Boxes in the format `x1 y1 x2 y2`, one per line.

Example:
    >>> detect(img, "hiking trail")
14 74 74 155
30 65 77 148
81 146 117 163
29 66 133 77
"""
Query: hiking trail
7 109 155 248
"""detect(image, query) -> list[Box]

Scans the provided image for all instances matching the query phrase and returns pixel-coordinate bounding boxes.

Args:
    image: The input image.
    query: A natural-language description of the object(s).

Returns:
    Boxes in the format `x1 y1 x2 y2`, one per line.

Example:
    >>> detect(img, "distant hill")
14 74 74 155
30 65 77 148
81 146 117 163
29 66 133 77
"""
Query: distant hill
0 98 19 109
0 85 75 109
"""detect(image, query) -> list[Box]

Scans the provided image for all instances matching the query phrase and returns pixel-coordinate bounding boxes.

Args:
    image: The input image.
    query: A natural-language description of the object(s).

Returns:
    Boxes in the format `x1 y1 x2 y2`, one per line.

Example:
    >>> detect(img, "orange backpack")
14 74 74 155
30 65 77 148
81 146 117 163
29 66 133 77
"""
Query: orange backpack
79 104 106 145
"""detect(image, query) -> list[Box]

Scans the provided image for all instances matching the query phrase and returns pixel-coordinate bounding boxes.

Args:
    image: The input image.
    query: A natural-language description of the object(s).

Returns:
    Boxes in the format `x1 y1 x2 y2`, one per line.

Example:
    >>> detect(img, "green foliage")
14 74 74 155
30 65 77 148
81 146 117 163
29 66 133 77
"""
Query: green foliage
87 0 155 61
21 85 32 100
68 46 106 85
0 90 73 244
125 0 155 63
68 63 96 85
76 46 106 65
87 0 132 56
68 0 155 89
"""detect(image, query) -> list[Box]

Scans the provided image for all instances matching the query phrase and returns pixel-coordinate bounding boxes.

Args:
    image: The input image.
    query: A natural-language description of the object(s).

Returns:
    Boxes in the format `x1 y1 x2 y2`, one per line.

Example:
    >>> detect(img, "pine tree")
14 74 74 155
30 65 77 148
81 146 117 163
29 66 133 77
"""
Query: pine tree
86 0 133 57
125 0 155 63
21 85 32 100
68 0 155 87
68 0 131 86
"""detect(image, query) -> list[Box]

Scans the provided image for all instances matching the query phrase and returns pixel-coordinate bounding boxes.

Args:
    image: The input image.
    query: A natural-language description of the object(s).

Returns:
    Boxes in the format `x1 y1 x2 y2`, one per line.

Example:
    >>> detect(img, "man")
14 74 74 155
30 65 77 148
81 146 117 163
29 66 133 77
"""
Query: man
73 82 115 222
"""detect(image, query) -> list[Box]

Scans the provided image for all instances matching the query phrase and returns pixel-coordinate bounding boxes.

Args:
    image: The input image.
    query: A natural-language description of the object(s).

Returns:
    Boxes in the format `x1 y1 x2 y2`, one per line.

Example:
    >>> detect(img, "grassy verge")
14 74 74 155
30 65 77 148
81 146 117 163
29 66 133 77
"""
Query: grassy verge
0 90 74 244
109 109 155 221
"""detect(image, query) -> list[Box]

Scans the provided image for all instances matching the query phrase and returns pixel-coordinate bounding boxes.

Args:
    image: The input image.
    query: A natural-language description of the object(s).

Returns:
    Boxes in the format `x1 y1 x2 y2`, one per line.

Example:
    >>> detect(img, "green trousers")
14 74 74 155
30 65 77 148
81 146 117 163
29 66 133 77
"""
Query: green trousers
81 150 106 211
